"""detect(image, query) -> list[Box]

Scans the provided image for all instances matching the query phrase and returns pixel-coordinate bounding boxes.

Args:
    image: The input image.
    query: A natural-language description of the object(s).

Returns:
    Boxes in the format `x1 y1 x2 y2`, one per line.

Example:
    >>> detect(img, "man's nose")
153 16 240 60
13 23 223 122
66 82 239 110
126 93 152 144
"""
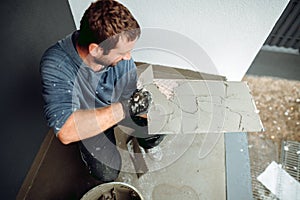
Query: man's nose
122 52 131 60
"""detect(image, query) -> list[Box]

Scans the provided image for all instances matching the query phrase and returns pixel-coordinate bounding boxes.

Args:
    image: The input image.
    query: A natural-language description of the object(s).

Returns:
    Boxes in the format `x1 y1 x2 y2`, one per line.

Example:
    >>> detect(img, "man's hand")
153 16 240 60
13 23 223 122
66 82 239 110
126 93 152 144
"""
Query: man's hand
129 88 152 116
121 88 152 118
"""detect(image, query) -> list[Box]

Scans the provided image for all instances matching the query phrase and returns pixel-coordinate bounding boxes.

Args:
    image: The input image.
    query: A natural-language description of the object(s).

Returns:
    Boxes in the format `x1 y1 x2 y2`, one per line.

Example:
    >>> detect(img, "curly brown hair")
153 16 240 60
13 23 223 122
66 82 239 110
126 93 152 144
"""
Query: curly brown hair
78 0 140 55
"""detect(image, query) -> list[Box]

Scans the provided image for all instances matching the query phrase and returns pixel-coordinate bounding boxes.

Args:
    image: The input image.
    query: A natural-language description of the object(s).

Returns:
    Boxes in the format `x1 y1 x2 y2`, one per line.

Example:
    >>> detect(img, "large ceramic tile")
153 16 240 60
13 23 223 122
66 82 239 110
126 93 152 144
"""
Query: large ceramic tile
139 65 263 134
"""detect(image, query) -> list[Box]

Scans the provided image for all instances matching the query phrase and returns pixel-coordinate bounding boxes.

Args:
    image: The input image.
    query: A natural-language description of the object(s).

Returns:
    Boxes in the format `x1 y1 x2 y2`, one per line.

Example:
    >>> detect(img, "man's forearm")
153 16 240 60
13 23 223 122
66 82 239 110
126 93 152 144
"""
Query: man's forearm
57 103 124 144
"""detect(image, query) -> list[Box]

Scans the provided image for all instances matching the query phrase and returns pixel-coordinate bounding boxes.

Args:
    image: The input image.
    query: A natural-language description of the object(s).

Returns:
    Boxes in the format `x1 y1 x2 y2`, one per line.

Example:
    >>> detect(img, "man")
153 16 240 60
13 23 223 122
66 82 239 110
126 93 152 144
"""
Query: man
40 0 163 182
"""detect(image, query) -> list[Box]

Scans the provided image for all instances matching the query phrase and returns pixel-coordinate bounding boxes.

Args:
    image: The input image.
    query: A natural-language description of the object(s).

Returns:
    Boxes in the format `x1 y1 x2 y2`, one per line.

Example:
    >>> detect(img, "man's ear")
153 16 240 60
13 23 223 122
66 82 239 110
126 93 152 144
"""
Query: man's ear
88 43 103 57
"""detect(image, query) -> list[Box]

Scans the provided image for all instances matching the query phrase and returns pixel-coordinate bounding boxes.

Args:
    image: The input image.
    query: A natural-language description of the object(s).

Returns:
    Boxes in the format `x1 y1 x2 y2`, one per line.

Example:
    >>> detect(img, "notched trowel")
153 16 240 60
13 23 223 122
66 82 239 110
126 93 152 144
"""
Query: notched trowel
126 137 149 178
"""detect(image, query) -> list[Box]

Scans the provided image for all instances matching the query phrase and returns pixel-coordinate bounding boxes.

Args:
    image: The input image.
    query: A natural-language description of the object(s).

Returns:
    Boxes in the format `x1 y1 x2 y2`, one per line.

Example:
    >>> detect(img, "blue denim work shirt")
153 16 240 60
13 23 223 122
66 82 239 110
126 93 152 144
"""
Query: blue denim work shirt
40 32 137 135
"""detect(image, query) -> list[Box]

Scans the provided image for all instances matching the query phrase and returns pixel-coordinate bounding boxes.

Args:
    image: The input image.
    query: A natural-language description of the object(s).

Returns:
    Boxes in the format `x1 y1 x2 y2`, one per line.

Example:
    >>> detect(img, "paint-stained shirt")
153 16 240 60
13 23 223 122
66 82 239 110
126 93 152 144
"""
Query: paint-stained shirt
40 31 137 135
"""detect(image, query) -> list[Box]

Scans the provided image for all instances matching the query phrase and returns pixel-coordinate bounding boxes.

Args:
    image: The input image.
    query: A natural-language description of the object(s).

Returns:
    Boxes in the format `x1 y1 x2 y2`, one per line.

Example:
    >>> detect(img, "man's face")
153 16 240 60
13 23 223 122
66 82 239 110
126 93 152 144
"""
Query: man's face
94 36 137 67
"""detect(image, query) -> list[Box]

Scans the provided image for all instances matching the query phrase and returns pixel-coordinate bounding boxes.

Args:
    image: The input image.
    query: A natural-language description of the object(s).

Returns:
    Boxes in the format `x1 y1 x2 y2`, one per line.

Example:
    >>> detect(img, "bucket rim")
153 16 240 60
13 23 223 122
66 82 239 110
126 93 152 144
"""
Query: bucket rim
80 181 144 200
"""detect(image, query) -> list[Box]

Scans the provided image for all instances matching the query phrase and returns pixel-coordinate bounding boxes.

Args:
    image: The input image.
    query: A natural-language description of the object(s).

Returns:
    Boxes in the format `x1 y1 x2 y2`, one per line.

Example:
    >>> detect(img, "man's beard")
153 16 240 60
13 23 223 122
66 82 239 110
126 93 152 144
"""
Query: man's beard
94 56 120 68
